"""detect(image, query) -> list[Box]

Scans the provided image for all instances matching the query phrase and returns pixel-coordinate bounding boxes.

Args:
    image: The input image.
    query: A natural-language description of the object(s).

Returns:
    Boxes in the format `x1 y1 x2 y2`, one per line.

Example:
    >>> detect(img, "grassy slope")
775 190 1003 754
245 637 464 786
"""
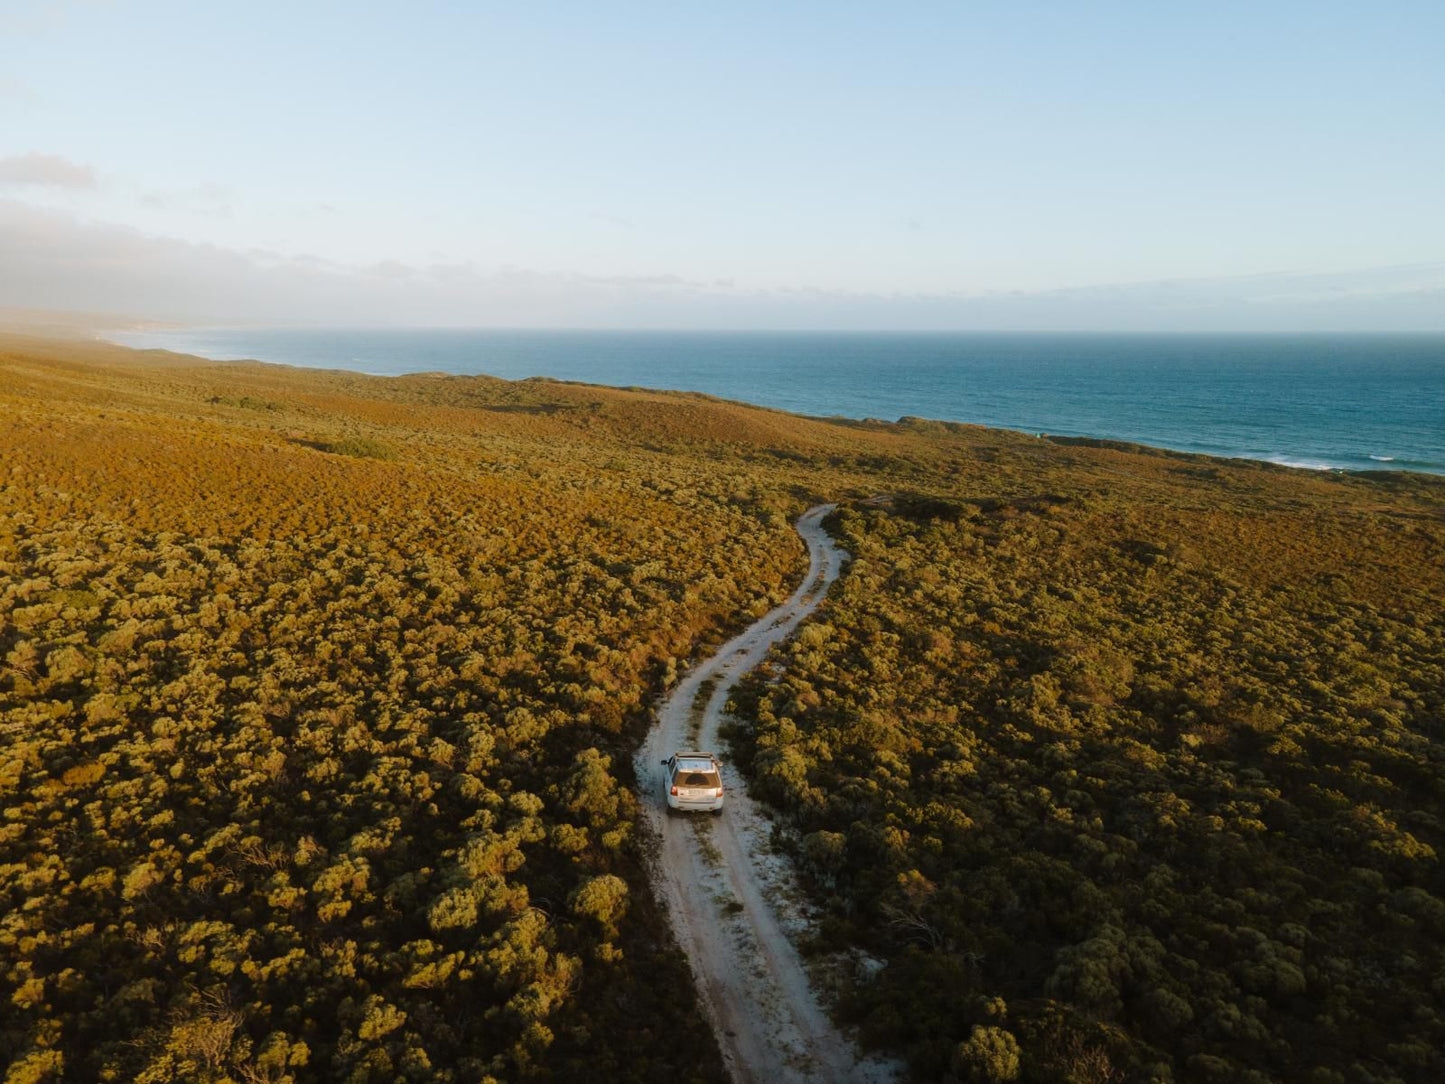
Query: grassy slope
1 334 1442 1083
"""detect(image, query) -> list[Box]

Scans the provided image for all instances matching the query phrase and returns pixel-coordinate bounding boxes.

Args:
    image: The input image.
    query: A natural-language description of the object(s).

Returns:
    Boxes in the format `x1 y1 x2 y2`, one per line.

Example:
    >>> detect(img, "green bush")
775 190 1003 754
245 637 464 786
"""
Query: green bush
322 435 396 459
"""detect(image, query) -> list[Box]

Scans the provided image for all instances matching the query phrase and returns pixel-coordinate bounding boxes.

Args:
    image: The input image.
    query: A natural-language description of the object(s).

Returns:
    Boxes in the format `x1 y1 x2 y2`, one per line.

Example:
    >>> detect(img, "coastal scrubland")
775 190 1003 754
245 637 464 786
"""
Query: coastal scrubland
2 334 1442 1083
728 489 1444 1082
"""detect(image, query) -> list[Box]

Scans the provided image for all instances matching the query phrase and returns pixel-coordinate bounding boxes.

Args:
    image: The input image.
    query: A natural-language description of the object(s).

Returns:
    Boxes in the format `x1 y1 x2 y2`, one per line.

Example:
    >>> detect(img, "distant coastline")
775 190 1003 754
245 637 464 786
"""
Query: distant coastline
107 327 1445 476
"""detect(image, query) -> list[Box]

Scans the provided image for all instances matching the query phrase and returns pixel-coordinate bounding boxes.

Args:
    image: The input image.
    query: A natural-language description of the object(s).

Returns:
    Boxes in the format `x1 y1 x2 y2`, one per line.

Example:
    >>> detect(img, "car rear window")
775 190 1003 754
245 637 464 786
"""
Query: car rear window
676 758 714 773
680 771 720 787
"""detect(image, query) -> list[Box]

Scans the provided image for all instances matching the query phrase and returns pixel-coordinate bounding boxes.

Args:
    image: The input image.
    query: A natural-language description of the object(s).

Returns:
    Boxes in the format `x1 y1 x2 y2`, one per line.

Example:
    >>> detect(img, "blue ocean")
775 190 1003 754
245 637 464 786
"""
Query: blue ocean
110 329 1445 475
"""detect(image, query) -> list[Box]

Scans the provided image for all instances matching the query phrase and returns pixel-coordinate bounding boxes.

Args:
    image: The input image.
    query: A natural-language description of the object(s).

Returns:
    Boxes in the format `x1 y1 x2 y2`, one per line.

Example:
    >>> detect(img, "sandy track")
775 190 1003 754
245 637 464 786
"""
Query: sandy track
636 505 893 1084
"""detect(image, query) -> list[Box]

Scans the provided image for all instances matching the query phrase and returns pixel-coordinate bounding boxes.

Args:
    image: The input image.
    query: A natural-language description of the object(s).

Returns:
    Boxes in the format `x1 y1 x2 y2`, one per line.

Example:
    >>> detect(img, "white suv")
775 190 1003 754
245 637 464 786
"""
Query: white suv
660 751 725 815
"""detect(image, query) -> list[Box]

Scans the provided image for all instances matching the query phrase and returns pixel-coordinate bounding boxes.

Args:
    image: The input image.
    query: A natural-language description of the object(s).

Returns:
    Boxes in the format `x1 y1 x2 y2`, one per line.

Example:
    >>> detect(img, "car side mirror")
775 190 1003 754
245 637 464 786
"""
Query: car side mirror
660 759 668 766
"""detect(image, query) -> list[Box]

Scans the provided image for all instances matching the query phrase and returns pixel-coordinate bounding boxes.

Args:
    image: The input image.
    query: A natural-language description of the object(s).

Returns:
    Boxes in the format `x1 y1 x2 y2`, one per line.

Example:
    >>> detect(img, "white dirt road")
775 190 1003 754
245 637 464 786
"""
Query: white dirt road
636 504 895 1084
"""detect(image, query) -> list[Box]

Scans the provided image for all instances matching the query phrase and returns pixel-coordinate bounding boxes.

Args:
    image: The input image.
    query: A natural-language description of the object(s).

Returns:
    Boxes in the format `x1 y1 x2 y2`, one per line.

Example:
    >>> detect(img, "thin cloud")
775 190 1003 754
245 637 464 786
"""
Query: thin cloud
0 152 98 189
363 260 416 280
0 76 37 102
588 211 638 231
0 0 111 38
1 199 1441 331
138 181 232 216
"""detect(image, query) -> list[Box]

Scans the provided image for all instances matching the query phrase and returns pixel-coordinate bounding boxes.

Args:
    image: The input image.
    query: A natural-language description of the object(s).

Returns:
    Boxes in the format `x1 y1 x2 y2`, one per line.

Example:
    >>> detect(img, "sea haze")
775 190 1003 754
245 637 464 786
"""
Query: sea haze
110 329 1445 475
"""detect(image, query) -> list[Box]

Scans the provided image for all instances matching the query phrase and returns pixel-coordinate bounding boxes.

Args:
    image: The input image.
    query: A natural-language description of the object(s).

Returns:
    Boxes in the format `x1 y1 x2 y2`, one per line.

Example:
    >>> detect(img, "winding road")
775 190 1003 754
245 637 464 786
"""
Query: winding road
636 504 894 1084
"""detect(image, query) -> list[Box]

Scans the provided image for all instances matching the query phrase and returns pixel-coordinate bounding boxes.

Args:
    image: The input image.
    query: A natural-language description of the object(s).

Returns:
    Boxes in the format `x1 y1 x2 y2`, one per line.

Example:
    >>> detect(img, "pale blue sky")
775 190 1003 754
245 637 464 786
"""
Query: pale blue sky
2 0 1443 326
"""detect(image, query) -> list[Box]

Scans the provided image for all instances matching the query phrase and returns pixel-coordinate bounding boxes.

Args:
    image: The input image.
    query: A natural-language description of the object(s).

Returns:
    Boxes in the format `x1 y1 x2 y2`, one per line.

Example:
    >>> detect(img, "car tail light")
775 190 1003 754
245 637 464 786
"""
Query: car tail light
715 787 724 797
670 786 678 796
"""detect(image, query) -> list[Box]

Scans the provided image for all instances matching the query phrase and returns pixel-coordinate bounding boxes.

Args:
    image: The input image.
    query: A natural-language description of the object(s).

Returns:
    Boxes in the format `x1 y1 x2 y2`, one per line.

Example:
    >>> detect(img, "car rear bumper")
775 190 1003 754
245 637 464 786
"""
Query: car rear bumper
666 793 724 812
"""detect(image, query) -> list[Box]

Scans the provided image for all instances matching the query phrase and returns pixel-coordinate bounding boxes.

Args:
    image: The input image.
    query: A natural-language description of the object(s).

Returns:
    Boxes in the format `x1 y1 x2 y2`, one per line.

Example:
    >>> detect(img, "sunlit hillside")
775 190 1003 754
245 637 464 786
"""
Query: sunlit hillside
2 335 1442 1083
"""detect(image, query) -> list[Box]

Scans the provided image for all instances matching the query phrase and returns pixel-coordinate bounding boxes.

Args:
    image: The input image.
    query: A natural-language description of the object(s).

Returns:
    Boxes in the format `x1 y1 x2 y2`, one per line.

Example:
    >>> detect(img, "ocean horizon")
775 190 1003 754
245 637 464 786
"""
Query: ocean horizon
109 328 1445 476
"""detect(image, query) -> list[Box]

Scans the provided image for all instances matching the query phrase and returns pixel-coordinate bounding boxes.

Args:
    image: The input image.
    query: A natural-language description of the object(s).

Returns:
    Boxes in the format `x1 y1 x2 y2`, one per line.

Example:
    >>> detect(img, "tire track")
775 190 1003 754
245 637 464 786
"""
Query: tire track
636 504 895 1084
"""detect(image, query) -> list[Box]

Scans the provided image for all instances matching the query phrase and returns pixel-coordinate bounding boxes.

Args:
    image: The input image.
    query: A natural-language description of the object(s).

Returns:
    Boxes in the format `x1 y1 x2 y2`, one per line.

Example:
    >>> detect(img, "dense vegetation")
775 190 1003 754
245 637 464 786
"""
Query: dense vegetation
731 484 1445 1082
3 334 1443 1083
0 337 820 1083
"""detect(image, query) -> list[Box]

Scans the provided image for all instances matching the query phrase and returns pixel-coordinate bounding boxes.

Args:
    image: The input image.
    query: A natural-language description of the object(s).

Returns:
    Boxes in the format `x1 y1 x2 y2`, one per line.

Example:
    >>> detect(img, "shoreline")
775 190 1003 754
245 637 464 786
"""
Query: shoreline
66 327 1445 480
